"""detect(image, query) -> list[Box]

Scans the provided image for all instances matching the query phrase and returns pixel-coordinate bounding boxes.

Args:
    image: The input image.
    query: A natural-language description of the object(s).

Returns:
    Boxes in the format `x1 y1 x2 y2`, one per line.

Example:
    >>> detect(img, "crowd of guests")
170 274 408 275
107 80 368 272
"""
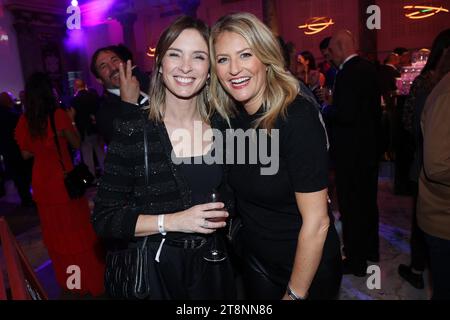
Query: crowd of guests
0 11 449 300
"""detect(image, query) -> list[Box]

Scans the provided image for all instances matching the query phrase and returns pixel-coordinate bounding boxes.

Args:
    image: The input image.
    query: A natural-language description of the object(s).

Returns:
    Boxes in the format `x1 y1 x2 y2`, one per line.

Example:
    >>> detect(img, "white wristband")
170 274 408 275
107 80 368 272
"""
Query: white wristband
158 214 167 236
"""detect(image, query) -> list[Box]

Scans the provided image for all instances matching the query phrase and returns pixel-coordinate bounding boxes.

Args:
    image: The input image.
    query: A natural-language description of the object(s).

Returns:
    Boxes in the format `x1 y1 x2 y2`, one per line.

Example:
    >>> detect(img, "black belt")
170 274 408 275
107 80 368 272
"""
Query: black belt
164 237 208 249
144 236 208 249
130 235 209 250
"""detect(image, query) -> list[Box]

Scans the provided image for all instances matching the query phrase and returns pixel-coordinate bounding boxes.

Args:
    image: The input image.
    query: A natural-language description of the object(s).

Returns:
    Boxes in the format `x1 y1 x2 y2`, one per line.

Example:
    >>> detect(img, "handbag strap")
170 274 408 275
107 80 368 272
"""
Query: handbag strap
49 110 67 174
141 115 150 249
143 116 149 186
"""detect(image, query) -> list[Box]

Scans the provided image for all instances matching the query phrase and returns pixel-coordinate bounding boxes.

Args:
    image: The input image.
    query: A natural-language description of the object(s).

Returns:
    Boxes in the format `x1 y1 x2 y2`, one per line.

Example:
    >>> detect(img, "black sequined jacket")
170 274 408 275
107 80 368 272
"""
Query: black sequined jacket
92 102 234 242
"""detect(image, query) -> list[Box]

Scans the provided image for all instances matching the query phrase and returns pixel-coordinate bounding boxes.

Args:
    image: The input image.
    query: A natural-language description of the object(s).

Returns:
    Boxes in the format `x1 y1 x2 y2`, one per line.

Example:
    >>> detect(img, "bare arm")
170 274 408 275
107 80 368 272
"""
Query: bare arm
134 203 228 237
282 188 330 300
20 150 34 160
61 129 81 149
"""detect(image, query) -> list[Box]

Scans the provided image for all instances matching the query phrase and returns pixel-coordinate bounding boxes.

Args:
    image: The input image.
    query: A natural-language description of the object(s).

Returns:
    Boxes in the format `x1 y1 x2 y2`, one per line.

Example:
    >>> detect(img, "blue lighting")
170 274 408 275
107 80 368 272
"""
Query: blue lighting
71 0 78 7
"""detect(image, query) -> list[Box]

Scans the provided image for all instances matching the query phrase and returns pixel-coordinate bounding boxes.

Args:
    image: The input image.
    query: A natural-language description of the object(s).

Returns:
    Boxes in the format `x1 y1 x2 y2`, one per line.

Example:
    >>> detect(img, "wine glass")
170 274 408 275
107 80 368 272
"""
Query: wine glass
203 189 227 263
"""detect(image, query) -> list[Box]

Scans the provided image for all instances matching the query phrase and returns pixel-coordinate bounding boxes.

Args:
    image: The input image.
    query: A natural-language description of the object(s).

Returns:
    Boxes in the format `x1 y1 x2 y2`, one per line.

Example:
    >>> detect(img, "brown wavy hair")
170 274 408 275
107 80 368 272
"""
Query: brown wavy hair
24 72 58 138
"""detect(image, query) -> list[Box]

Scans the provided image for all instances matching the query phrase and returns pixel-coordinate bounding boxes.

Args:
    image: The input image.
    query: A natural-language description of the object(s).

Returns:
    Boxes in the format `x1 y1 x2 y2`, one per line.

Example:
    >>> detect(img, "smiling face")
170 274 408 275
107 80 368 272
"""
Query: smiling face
94 50 123 89
160 28 209 101
214 31 267 114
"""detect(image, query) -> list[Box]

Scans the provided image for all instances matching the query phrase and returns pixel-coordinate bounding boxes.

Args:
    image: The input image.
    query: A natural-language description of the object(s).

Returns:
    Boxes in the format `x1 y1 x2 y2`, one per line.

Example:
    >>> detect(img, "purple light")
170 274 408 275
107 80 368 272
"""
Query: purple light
79 0 115 27
71 0 78 6
64 28 85 51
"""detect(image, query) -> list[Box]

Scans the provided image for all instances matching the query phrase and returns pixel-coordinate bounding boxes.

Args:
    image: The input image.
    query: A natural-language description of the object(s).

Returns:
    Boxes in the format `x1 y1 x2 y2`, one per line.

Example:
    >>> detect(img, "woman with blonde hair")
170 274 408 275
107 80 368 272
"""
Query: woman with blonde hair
210 12 342 300
93 15 236 299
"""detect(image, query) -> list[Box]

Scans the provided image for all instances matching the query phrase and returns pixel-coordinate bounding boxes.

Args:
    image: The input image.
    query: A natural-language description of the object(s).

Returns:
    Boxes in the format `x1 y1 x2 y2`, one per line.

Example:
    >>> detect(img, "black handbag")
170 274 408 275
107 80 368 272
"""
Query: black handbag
105 237 152 299
104 117 152 299
49 111 94 199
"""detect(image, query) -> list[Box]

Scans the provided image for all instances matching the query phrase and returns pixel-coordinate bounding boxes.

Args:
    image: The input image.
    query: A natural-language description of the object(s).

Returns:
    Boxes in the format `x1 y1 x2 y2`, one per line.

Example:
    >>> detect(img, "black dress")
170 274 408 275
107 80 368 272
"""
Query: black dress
228 95 342 300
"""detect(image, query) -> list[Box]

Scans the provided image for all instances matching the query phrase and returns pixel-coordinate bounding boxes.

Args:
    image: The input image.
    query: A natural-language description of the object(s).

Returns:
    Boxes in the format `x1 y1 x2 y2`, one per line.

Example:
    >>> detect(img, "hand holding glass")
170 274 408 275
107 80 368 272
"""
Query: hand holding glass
203 190 227 262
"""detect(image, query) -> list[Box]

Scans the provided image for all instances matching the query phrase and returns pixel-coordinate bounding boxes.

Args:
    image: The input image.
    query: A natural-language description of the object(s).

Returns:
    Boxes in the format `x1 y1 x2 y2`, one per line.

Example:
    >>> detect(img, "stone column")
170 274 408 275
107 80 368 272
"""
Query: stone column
116 12 137 57
177 0 201 18
262 0 279 35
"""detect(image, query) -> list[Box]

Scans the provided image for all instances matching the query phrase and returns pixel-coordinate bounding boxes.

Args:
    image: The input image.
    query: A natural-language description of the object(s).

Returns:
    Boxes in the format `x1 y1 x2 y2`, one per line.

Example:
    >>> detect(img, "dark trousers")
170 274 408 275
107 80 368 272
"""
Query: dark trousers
393 96 415 195
3 153 33 203
424 232 450 300
145 236 237 300
336 163 379 268
410 185 427 271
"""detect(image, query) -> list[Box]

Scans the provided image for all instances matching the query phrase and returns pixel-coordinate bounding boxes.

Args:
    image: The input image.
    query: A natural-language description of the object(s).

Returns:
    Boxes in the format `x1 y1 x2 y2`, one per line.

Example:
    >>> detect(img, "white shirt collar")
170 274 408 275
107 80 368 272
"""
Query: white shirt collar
339 54 358 70
107 88 120 96
107 88 150 107
385 63 398 71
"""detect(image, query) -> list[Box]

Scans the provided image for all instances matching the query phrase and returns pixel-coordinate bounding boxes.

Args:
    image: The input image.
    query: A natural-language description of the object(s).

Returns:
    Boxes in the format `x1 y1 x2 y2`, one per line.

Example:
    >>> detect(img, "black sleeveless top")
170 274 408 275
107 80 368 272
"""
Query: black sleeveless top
176 153 223 206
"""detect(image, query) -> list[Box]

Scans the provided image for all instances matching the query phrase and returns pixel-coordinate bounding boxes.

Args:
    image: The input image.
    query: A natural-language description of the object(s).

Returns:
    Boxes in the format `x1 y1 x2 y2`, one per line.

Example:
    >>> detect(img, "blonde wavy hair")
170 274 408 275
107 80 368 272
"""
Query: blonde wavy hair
209 12 300 131
148 16 215 123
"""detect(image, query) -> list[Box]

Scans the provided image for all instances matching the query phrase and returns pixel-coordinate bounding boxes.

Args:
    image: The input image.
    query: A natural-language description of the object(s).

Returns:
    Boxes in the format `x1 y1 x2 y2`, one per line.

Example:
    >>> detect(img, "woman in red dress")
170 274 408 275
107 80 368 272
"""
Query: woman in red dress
15 72 105 297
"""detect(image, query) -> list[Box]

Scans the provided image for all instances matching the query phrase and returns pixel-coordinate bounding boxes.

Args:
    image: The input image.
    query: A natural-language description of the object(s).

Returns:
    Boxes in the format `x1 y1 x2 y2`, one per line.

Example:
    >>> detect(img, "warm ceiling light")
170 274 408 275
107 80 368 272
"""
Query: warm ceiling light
404 5 449 19
298 17 334 35
146 47 156 57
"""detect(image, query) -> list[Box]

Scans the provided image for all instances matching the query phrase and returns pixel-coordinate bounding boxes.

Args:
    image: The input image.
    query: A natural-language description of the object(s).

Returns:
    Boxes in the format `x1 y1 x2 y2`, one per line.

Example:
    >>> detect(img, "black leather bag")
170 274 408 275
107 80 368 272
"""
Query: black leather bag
63 163 94 198
104 117 152 299
105 237 152 299
49 112 94 199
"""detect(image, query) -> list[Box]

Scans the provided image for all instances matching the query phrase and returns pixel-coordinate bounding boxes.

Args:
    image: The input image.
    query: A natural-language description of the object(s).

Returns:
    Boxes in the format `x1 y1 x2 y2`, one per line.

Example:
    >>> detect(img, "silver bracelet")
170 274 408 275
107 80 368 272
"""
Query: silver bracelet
287 284 308 300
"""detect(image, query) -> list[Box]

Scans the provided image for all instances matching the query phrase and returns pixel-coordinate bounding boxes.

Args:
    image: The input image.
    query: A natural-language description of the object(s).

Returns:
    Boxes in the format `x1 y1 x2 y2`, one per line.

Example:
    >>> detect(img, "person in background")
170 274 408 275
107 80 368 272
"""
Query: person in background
0 91 33 207
417 48 450 300
15 72 105 297
399 28 450 290
317 37 338 128
328 29 381 276
378 52 401 161
71 79 105 179
115 44 151 94
297 51 325 92
379 52 401 95
90 45 149 144
394 47 412 69
319 37 337 90
210 12 342 300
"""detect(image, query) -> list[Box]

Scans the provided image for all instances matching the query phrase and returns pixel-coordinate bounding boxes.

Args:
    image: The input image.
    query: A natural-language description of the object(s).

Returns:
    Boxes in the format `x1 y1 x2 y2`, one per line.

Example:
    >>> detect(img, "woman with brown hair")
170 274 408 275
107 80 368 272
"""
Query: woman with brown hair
15 72 105 297
93 15 236 299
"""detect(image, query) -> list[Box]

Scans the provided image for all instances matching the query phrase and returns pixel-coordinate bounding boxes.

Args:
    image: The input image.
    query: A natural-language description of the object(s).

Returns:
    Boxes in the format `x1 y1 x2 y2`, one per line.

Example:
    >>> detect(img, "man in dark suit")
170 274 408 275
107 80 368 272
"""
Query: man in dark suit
378 53 401 95
90 46 149 144
329 30 381 276
378 53 401 160
0 92 33 206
